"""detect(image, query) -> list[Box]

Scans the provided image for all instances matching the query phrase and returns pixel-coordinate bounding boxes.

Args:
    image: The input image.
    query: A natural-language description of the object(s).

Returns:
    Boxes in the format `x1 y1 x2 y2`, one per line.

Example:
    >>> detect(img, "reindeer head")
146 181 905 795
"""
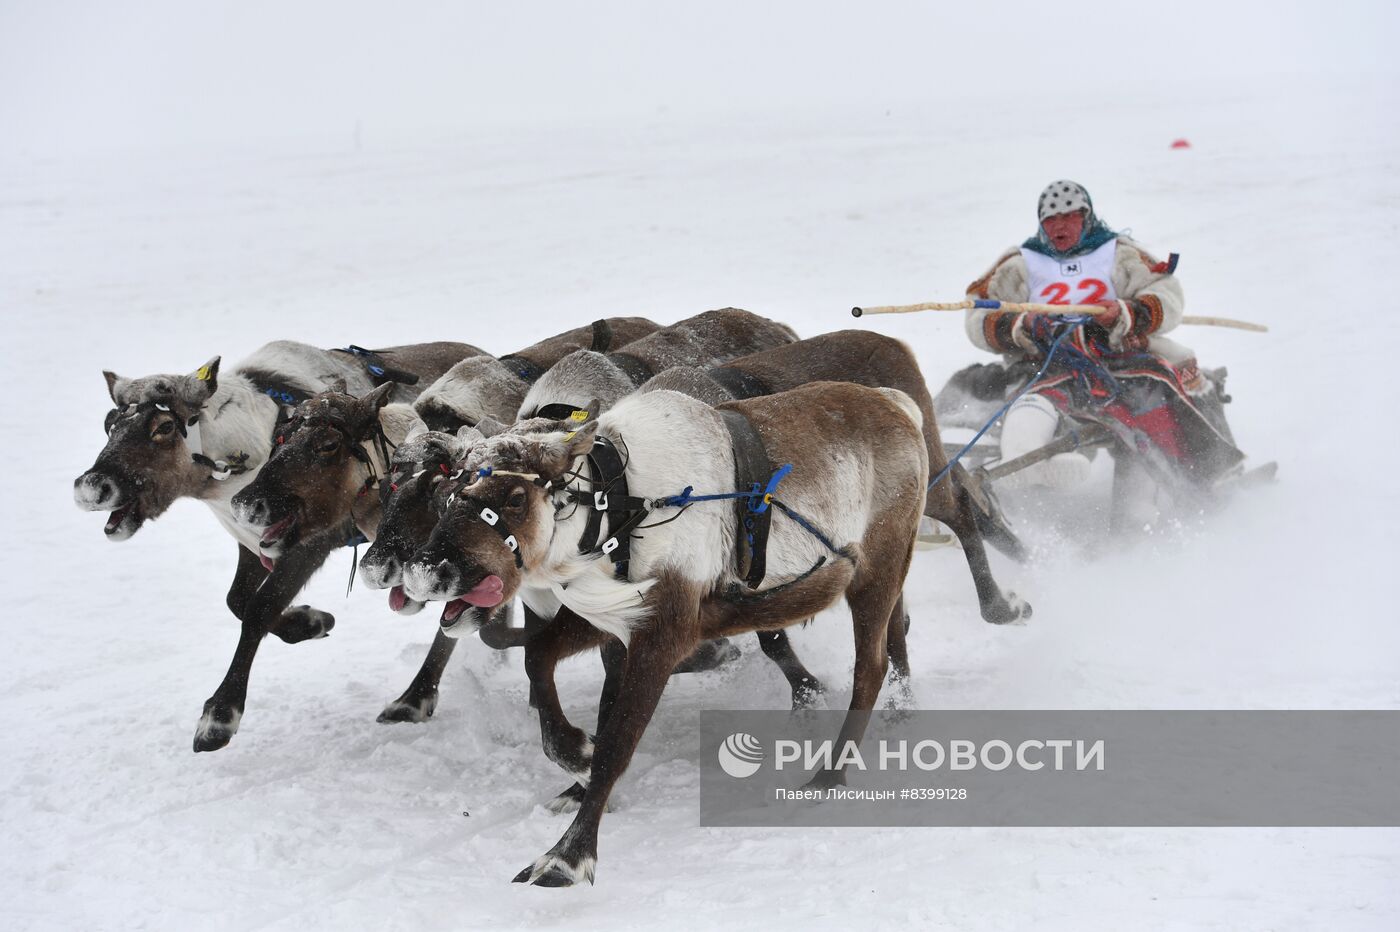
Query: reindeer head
414 357 529 432
231 383 393 560
516 350 635 421
73 358 222 541
402 411 599 632
358 425 485 615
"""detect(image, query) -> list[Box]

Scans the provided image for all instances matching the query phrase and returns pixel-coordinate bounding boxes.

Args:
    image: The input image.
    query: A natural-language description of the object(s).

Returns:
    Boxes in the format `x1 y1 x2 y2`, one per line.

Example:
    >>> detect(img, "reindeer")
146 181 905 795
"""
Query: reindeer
640 329 1030 628
360 308 806 714
72 340 483 751
403 381 930 885
414 317 660 431
516 307 797 419
230 386 511 727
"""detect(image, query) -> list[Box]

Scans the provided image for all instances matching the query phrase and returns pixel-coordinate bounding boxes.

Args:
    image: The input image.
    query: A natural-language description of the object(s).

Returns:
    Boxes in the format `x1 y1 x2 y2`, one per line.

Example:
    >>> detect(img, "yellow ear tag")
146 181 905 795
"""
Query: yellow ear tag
564 431 577 441
569 410 589 422
196 365 213 382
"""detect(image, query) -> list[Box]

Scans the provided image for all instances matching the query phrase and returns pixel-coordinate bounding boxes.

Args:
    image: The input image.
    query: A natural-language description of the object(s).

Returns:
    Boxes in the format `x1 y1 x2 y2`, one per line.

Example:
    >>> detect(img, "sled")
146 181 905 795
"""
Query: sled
932 360 1276 536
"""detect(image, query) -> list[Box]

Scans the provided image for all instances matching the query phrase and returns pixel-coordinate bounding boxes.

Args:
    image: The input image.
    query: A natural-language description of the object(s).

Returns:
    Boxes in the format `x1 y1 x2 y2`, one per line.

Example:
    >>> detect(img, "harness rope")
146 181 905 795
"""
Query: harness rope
451 442 846 587
927 316 1090 490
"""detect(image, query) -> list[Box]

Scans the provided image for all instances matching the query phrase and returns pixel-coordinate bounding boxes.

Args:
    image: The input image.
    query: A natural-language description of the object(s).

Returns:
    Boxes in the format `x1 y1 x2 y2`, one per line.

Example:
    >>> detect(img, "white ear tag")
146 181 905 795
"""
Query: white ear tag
480 507 499 526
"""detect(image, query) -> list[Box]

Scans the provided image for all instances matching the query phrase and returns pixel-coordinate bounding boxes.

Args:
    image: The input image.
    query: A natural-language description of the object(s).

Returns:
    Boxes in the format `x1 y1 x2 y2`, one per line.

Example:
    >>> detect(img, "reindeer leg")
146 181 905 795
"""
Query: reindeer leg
522 608 610 807
595 636 626 732
543 635 629 816
755 629 827 709
515 583 699 887
226 543 336 645
669 638 741 673
943 480 1031 626
194 540 334 752
884 594 915 709
809 576 902 789
378 628 458 723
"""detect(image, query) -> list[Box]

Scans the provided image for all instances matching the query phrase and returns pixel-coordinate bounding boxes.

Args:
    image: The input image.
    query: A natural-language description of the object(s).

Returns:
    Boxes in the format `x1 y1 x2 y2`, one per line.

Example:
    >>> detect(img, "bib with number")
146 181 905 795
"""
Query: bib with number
1020 238 1118 306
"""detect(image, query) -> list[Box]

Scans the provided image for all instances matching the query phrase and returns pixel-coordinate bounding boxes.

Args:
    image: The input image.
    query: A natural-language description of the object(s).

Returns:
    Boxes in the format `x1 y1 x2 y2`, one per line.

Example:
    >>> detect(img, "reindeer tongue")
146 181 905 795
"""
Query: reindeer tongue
439 576 505 624
389 585 407 613
259 554 276 572
461 575 504 607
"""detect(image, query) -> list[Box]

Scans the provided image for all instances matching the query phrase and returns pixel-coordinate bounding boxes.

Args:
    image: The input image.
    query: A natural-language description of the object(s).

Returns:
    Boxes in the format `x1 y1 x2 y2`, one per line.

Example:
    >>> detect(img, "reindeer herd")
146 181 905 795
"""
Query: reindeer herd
74 307 1030 886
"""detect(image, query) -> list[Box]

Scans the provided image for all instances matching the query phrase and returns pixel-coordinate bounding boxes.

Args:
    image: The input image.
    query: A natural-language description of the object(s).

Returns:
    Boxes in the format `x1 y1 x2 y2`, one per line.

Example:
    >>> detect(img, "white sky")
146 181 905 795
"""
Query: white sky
1 0 1397 154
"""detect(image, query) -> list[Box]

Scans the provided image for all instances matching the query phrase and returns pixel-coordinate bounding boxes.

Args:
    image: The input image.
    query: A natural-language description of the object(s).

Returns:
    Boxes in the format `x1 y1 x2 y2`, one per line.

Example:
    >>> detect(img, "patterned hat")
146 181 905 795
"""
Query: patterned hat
1037 180 1091 222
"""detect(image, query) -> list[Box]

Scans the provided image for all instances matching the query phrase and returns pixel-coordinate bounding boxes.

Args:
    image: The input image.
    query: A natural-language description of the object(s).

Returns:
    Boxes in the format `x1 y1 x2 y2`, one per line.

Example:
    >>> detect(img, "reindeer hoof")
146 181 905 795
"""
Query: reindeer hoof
985 592 1031 626
274 605 335 643
672 637 741 674
543 728 594 783
377 689 438 723
193 701 242 752
803 768 847 792
884 676 916 711
791 681 828 711
512 851 596 887
544 784 616 814
544 783 586 814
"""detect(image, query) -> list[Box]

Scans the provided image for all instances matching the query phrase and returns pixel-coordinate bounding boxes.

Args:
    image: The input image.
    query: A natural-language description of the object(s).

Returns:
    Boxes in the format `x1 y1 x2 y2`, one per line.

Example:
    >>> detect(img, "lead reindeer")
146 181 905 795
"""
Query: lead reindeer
72 339 483 751
403 381 929 885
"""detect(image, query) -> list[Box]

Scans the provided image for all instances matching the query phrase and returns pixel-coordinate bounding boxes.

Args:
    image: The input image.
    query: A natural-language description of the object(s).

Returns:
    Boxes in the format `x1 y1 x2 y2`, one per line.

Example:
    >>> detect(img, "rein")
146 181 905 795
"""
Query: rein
927 316 1089 490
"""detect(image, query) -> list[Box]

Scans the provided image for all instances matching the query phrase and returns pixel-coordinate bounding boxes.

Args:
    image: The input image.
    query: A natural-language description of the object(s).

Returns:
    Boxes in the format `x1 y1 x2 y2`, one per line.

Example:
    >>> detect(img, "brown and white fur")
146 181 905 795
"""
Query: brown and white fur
517 308 797 419
73 340 485 751
414 317 660 431
403 382 928 885
642 329 1029 625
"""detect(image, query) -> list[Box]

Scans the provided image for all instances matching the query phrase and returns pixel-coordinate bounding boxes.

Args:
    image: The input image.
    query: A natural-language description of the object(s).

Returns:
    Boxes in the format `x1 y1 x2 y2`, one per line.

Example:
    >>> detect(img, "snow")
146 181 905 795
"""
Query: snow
3 3 1400 928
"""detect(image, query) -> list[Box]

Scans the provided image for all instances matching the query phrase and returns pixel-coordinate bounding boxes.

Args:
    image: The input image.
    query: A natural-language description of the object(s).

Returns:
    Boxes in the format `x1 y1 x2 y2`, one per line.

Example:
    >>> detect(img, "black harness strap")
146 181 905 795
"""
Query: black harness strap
499 354 546 385
331 345 421 387
573 435 651 579
450 493 524 568
719 409 775 589
707 366 772 402
589 319 614 352
606 352 655 387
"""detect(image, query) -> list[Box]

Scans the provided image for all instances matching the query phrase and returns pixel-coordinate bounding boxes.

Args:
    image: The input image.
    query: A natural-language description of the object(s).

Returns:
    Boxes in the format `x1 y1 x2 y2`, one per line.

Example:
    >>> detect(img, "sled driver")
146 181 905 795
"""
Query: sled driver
963 180 1241 520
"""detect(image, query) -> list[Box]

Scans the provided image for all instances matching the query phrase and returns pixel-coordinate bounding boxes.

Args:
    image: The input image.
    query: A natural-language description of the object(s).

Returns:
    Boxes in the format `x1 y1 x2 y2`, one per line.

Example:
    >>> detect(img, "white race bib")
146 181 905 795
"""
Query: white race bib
1021 239 1118 306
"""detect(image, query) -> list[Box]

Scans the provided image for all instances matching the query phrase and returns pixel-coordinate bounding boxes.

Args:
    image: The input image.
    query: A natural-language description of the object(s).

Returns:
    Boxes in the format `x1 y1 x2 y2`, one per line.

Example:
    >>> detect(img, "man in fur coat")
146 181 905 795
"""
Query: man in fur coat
963 181 1242 522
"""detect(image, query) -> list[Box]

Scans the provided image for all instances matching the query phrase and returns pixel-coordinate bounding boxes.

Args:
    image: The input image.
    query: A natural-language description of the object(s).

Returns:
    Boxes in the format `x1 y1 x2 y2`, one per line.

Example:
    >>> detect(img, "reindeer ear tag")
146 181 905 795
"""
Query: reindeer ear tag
569 410 589 422
196 364 214 382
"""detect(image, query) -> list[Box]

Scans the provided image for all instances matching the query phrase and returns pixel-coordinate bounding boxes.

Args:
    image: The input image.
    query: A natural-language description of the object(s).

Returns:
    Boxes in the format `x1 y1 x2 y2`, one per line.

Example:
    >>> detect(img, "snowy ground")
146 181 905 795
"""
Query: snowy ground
3 63 1399 930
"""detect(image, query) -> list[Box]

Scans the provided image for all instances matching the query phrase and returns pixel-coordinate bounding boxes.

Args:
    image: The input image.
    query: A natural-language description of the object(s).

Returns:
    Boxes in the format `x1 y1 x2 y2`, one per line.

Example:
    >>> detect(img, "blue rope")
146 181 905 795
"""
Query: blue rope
769 499 844 556
650 463 842 556
928 316 1090 490
654 464 792 510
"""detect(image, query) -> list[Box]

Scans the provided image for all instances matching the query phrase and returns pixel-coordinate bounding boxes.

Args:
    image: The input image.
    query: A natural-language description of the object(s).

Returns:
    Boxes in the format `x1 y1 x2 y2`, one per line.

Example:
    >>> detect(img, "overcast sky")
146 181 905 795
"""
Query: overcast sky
2 0 1396 154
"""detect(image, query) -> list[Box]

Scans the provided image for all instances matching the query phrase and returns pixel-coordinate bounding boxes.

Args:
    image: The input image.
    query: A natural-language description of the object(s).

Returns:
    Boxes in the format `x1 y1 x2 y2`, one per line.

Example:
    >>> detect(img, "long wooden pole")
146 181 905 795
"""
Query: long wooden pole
850 299 1267 333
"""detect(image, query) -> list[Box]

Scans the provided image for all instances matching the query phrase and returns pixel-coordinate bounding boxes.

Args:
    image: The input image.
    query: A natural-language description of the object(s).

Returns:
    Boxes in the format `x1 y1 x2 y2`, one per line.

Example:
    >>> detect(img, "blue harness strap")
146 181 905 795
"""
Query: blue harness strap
928 317 1089 490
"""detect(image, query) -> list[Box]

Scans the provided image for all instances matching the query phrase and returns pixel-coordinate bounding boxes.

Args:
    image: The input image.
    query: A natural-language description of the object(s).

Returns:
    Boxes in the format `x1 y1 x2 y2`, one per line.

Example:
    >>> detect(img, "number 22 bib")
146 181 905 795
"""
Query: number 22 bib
1020 238 1118 306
